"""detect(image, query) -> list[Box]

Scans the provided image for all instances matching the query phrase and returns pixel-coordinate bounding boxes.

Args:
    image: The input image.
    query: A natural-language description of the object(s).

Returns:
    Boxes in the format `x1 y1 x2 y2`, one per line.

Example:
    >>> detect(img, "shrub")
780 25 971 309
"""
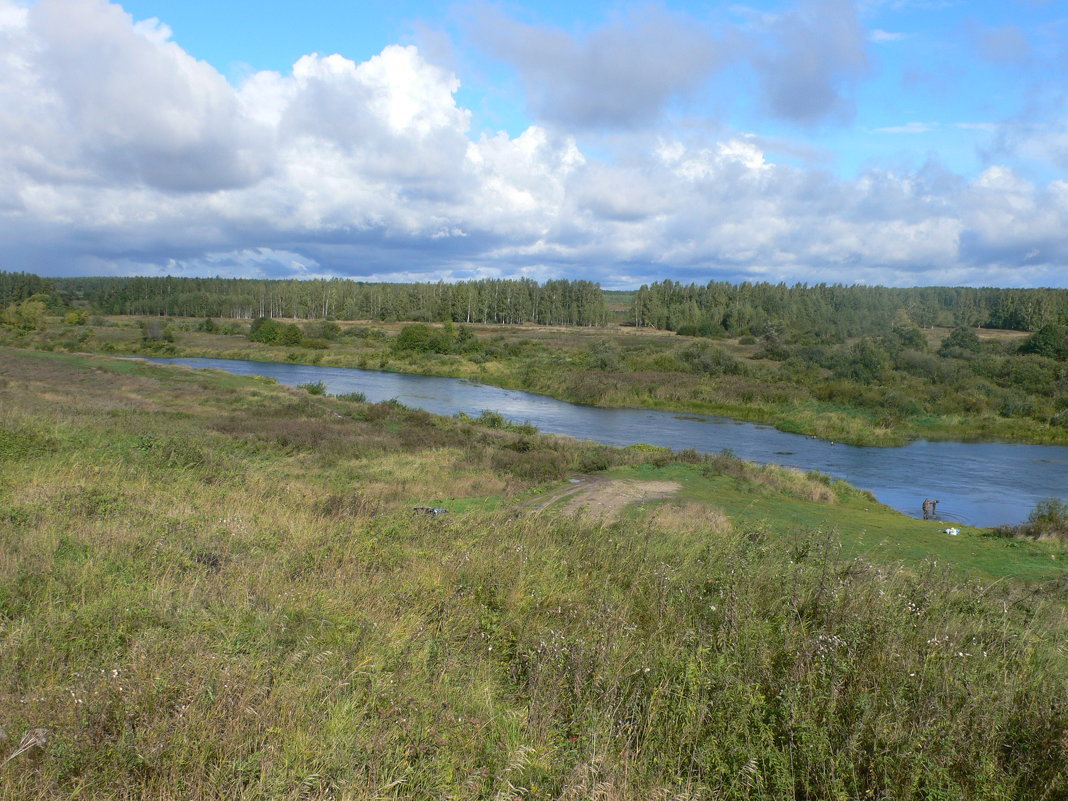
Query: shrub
303 320 341 341
835 338 890 384
588 340 622 371
249 317 302 345
680 341 745 375
1027 498 1068 539
939 326 981 357
392 323 433 354
139 319 175 350
298 381 326 396
1 299 47 331
477 410 506 428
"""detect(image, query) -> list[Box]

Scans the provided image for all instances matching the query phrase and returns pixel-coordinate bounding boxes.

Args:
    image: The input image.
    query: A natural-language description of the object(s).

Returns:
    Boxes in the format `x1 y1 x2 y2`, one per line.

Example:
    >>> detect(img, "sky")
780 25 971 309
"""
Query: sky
1 0 1067 288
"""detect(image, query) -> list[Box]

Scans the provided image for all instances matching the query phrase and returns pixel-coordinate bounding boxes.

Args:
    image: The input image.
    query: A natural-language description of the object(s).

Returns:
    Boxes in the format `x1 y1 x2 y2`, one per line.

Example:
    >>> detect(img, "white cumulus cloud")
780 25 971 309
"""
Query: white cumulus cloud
1 0 1068 288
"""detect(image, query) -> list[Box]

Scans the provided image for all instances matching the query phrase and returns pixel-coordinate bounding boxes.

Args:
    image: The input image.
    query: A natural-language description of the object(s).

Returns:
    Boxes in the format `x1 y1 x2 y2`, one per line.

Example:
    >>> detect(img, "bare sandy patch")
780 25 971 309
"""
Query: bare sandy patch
546 478 682 521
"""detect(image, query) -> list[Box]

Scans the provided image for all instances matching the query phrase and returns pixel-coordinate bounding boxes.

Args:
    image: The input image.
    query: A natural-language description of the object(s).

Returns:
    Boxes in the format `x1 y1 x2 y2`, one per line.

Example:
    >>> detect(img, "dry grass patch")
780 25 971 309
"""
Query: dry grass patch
703 452 839 504
752 464 838 503
643 501 733 536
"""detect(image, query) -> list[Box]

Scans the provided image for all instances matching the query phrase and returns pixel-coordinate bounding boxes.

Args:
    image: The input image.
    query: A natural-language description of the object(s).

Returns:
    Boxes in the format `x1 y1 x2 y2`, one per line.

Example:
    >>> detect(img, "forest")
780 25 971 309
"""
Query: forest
5 270 1068 339
33 275 611 327
630 279 1068 338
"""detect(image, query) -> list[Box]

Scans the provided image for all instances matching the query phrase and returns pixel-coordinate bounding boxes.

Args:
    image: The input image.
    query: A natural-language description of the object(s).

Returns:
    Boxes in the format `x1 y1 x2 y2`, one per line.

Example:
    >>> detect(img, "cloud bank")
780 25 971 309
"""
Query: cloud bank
1 0 1067 288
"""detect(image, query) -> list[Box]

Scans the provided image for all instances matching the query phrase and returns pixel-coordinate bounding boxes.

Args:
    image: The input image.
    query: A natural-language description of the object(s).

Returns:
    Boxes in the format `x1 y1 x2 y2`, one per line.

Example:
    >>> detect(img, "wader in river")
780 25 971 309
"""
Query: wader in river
922 498 940 520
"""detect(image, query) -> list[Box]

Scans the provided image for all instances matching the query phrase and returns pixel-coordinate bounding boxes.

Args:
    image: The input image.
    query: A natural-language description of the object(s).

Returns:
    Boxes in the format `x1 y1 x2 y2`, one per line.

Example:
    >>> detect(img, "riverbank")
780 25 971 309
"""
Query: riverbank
4 316 1068 448
140 354 1068 528
130 349 1068 449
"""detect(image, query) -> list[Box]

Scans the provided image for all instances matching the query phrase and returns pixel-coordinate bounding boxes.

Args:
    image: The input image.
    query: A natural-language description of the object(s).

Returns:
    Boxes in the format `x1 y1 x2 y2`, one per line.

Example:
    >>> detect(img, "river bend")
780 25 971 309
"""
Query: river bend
147 357 1068 528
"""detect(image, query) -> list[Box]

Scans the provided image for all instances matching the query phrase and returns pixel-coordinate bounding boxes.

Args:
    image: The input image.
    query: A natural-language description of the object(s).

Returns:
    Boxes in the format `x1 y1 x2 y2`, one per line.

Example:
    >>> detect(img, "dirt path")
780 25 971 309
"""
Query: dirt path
519 476 682 521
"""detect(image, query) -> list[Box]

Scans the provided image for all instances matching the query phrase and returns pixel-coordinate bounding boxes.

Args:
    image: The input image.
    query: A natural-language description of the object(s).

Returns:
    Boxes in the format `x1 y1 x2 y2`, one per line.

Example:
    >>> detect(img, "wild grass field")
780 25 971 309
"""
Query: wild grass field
1 347 1067 799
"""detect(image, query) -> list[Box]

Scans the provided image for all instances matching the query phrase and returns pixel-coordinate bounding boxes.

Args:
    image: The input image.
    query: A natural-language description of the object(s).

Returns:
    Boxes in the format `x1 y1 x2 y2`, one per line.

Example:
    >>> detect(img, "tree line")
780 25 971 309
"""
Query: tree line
43 275 610 327
0 271 55 307
632 280 1068 339
4 270 1068 337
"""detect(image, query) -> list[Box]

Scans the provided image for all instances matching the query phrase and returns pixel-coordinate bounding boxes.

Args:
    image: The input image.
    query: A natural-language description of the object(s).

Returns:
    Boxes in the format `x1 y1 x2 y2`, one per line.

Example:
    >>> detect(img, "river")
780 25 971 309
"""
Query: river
147 357 1068 528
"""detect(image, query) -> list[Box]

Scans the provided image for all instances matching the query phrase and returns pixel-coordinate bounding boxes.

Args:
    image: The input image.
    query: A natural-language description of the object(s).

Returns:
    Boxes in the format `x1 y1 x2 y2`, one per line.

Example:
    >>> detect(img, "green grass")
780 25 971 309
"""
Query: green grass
8 315 1068 447
593 462 1067 582
1 347 1067 799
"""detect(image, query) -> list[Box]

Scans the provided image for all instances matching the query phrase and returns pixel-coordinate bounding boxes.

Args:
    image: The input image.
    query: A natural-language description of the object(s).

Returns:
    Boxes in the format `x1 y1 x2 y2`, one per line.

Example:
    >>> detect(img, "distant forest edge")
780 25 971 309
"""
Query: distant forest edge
1 273 611 328
3 270 1068 338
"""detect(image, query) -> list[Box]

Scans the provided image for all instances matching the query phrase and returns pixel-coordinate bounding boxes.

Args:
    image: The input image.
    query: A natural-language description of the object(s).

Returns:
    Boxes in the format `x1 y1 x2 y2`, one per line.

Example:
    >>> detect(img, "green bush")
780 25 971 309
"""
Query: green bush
249 317 302 346
298 381 326 396
680 342 746 376
1021 324 1068 360
392 323 433 353
1027 498 1068 538
938 326 981 357
303 320 341 341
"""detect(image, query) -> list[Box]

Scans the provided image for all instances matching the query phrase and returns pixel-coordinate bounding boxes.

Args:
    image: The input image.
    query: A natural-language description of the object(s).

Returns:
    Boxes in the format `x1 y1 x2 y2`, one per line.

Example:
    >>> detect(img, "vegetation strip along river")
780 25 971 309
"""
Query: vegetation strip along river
149 357 1068 527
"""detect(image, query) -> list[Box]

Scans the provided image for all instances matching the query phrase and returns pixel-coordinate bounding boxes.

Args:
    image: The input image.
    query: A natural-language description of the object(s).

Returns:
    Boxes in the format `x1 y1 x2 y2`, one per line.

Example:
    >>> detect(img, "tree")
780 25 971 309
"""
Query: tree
836 338 890 384
2 299 47 331
1020 324 1068 361
392 323 433 354
885 311 927 353
938 326 981 357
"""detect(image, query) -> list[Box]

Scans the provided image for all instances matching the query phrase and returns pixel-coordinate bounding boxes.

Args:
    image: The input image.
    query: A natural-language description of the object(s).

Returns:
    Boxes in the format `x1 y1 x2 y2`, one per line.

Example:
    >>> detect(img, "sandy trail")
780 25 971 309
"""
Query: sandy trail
520 476 682 521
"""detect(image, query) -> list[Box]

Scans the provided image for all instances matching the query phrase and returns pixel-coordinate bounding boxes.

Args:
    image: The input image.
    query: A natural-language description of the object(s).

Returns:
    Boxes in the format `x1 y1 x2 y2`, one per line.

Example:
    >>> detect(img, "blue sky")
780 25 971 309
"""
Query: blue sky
1 0 1067 287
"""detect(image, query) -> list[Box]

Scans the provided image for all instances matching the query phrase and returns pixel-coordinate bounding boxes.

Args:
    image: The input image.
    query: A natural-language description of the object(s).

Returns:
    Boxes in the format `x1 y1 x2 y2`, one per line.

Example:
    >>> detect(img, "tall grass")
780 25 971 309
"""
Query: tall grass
1 348 1066 799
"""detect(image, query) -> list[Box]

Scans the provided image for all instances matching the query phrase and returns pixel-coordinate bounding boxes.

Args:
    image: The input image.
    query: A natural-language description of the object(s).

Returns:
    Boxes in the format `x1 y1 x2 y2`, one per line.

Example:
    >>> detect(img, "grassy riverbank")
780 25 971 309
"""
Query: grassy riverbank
4 314 1067 447
1 347 1067 798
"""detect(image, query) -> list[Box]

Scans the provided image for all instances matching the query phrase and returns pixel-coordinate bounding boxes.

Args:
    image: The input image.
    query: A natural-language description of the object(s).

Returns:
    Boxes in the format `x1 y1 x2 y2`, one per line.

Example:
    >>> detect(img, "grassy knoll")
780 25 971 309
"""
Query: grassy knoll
4 314 1066 447
1 347 1067 799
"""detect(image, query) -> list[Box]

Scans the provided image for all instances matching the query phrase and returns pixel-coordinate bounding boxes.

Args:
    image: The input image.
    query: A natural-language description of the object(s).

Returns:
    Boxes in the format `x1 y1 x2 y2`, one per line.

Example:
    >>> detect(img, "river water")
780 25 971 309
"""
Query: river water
148 357 1068 528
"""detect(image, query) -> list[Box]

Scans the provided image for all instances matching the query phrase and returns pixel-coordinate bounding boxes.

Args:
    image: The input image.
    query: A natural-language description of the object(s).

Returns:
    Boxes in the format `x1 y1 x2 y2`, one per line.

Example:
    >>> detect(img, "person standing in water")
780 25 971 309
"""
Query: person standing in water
922 498 940 520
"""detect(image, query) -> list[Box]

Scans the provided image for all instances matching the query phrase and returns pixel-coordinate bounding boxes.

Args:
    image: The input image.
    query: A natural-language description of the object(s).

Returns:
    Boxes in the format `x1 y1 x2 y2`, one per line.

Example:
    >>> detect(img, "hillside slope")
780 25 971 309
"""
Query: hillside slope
1 349 1066 799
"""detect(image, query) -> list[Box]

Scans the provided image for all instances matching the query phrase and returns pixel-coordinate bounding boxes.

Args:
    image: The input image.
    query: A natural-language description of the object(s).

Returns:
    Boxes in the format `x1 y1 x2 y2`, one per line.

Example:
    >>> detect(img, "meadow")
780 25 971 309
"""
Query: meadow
1 347 1066 799
4 312 1066 448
